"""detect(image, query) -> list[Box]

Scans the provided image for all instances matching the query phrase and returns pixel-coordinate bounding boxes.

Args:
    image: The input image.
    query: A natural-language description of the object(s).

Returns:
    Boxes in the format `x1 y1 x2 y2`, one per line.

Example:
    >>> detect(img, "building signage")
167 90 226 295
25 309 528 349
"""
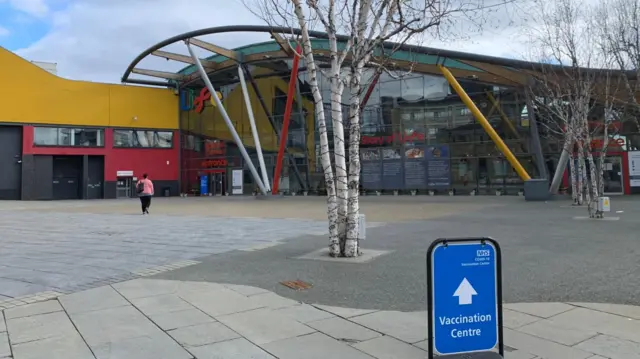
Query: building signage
180 88 223 113
201 159 228 168
205 140 226 156
590 138 625 149
427 238 504 358
361 132 426 145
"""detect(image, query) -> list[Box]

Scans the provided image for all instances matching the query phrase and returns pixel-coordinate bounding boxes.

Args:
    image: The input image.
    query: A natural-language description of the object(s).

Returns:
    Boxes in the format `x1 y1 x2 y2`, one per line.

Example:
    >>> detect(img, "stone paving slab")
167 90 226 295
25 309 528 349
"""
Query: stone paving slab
0 279 639 359
168 321 241 348
12 196 492 222
0 206 334 299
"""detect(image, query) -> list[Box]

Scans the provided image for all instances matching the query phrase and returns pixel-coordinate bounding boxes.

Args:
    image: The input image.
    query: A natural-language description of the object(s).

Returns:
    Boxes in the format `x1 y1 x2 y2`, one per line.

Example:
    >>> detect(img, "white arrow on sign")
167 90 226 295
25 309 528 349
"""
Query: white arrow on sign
453 278 477 305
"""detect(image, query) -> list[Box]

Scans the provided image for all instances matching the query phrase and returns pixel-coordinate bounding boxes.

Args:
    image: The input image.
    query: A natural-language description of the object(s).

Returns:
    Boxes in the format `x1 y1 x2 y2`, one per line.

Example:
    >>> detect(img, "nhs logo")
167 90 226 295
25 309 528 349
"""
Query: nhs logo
477 249 490 257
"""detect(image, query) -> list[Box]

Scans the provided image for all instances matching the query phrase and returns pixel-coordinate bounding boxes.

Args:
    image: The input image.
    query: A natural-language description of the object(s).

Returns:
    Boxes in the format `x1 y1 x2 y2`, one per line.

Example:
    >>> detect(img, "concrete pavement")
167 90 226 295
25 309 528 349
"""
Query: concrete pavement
0 201 332 299
154 196 640 309
0 279 638 359
1 196 639 358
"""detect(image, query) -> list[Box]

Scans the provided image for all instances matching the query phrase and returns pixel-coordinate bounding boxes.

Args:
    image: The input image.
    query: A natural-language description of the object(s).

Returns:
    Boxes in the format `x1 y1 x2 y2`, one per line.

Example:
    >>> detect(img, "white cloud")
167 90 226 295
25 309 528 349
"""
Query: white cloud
14 0 533 83
15 0 270 82
0 26 9 37
0 0 49 18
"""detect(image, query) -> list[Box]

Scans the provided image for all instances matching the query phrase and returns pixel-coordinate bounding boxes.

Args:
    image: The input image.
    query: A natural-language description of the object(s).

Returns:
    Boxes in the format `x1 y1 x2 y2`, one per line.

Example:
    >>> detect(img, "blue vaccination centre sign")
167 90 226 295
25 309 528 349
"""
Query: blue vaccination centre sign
427 238 503 357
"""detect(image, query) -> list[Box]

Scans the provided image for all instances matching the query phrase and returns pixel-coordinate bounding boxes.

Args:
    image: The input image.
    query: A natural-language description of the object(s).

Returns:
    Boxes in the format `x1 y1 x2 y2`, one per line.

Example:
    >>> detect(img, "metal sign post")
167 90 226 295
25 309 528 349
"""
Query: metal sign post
426 237 504 358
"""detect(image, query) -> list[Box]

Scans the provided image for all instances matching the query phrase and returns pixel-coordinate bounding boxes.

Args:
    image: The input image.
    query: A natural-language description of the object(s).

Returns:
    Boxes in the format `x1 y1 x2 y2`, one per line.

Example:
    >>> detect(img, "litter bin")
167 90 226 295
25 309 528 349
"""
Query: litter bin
524 179 549 201
163 187 171 197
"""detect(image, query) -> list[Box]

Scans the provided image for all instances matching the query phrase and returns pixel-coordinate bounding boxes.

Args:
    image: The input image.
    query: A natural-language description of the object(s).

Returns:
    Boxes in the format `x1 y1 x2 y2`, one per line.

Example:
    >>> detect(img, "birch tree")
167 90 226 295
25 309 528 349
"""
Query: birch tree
247 0 517 256
594 0 640 129
526 0 600 207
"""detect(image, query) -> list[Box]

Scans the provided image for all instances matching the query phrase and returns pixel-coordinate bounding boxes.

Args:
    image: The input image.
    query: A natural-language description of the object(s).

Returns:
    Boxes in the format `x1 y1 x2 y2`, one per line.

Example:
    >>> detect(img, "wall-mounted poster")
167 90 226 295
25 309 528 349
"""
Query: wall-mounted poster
361 148 383 189
404 144 427 189
628 151 640 187
232 169 243 194
426 145 451 187
382 147 404 189
200 175 209 195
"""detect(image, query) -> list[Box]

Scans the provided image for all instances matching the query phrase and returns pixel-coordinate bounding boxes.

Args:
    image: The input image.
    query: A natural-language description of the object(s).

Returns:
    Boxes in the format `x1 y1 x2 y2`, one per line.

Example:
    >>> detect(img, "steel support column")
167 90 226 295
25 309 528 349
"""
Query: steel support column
439 64 531 181
549 148 570 194
485 91 520 140
360 71 382 110
523 87 548 179
237 65 271 191
272 44 302 194
240 64 306 191
185 41 268 195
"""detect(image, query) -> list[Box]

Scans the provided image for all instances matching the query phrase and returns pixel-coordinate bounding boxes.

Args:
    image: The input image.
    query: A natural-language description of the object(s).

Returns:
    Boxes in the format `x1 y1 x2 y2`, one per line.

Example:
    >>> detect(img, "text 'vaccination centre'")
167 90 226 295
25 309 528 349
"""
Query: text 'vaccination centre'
1 25 639 200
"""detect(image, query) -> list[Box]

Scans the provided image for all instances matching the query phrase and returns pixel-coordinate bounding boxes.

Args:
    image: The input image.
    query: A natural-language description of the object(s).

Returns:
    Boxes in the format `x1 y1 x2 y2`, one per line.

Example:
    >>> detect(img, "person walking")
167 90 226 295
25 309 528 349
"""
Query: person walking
136 173 154 215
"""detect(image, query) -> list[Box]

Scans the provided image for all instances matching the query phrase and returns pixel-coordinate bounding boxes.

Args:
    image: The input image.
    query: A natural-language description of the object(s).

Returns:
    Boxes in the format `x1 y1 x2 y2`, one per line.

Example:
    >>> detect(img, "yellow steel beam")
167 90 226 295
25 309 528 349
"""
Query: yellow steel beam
438 64 531 181
484 91 520 140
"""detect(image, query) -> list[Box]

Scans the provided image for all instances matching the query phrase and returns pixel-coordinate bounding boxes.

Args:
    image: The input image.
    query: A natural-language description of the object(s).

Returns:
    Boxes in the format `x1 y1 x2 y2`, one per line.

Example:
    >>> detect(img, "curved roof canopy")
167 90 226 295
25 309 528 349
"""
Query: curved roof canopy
122 25 636 100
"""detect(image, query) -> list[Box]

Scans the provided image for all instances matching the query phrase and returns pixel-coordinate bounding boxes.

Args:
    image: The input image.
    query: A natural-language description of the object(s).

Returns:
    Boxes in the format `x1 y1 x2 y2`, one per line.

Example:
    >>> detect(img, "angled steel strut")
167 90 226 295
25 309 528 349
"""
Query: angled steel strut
185 40 268 195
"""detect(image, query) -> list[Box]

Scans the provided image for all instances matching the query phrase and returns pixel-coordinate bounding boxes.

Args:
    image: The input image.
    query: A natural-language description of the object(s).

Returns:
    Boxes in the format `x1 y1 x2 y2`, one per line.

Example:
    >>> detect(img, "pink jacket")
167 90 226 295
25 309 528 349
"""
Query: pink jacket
137 178 154 196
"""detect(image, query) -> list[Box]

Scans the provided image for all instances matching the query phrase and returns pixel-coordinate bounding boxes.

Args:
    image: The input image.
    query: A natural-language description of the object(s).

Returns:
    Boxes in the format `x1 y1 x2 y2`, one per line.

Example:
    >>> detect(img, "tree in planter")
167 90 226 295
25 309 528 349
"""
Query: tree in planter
246 0 517 256
526 0 602 207
527 0 624 217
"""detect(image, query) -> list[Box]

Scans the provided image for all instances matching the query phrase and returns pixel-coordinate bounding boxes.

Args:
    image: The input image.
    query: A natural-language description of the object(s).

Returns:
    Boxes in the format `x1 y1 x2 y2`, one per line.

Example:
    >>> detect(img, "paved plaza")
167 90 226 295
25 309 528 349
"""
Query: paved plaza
0 196 638 358
0 199 332 299
1 279 639 359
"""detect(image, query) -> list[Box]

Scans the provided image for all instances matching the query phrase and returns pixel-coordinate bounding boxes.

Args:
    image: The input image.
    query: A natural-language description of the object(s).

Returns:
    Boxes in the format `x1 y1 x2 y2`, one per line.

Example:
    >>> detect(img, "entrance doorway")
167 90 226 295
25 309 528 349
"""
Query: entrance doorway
116 177 133 198
0 126 22 200
210 171 226 195
602 156 624 194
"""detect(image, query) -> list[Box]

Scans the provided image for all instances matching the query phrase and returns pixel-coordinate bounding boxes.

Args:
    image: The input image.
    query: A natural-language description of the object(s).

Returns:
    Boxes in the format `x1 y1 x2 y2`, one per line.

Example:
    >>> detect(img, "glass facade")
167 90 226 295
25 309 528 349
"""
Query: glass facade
34 127 104 147
113 129 174 148
179 58 634 195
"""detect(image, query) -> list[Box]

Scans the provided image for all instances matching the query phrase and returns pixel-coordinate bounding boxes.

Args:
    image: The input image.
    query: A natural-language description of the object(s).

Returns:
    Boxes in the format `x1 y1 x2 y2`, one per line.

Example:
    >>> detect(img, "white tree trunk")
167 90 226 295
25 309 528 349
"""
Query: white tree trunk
577 145 587 206
344 63 366 257
291 0 340 255
329 64 348 256
569 155 579 204
567 131 580 204
586 150 599 217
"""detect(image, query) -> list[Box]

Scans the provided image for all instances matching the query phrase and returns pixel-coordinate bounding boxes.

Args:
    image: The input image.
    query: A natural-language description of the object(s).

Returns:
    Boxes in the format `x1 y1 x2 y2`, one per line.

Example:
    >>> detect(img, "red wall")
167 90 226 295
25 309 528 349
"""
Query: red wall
23 126 179 182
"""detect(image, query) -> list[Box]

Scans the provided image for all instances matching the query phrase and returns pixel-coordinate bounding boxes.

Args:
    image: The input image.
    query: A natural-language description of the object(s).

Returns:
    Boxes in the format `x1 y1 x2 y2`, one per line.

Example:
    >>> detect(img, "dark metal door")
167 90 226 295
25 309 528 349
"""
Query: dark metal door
0 126 22 200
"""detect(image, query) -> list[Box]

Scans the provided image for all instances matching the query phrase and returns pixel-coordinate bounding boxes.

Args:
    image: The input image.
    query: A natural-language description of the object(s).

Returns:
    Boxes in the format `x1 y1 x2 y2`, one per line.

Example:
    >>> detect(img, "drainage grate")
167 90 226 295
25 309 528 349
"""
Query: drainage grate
280 280 313 291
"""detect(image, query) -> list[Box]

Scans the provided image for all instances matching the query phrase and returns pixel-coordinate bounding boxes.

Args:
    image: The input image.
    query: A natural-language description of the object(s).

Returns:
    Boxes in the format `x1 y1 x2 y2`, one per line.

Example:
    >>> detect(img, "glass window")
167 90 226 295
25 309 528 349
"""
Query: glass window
34 127 58 145
113 130 135 147
72 128 103 146
58 128 72 146
401 76 424 101
113 129 174 148
34 127 104 147
156 131 173 148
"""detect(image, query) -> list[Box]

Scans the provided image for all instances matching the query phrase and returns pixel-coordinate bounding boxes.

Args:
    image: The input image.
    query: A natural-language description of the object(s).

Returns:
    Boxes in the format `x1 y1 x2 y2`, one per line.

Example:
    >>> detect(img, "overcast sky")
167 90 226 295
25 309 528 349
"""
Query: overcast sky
0 0 533 84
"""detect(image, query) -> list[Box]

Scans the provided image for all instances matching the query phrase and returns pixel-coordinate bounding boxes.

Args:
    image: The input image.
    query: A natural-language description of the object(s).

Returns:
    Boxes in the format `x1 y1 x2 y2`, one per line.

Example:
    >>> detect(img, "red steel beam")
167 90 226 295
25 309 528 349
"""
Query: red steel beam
272 44 301 194
360 71 381 111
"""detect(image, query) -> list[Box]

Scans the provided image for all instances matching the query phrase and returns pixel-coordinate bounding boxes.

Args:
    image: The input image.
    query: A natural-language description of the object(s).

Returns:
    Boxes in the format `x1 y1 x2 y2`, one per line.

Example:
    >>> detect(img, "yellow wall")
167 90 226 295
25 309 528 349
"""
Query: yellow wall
181 69 316 160
0 47 178 129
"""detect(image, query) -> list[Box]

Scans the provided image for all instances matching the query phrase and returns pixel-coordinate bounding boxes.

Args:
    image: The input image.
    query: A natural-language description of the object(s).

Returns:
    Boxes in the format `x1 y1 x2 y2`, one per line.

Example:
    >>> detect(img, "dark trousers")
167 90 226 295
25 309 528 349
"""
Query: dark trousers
139 195 151 213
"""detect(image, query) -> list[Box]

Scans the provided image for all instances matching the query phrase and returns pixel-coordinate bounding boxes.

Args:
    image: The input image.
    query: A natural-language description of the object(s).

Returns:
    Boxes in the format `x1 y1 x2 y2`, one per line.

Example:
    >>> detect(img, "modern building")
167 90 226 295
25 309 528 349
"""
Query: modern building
1 25 637 200
0 48 179 200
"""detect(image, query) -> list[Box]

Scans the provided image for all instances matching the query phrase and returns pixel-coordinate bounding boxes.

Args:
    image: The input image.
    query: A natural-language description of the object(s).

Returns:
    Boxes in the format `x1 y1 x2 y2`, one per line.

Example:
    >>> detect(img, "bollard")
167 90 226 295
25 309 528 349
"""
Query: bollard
357 214 366 241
